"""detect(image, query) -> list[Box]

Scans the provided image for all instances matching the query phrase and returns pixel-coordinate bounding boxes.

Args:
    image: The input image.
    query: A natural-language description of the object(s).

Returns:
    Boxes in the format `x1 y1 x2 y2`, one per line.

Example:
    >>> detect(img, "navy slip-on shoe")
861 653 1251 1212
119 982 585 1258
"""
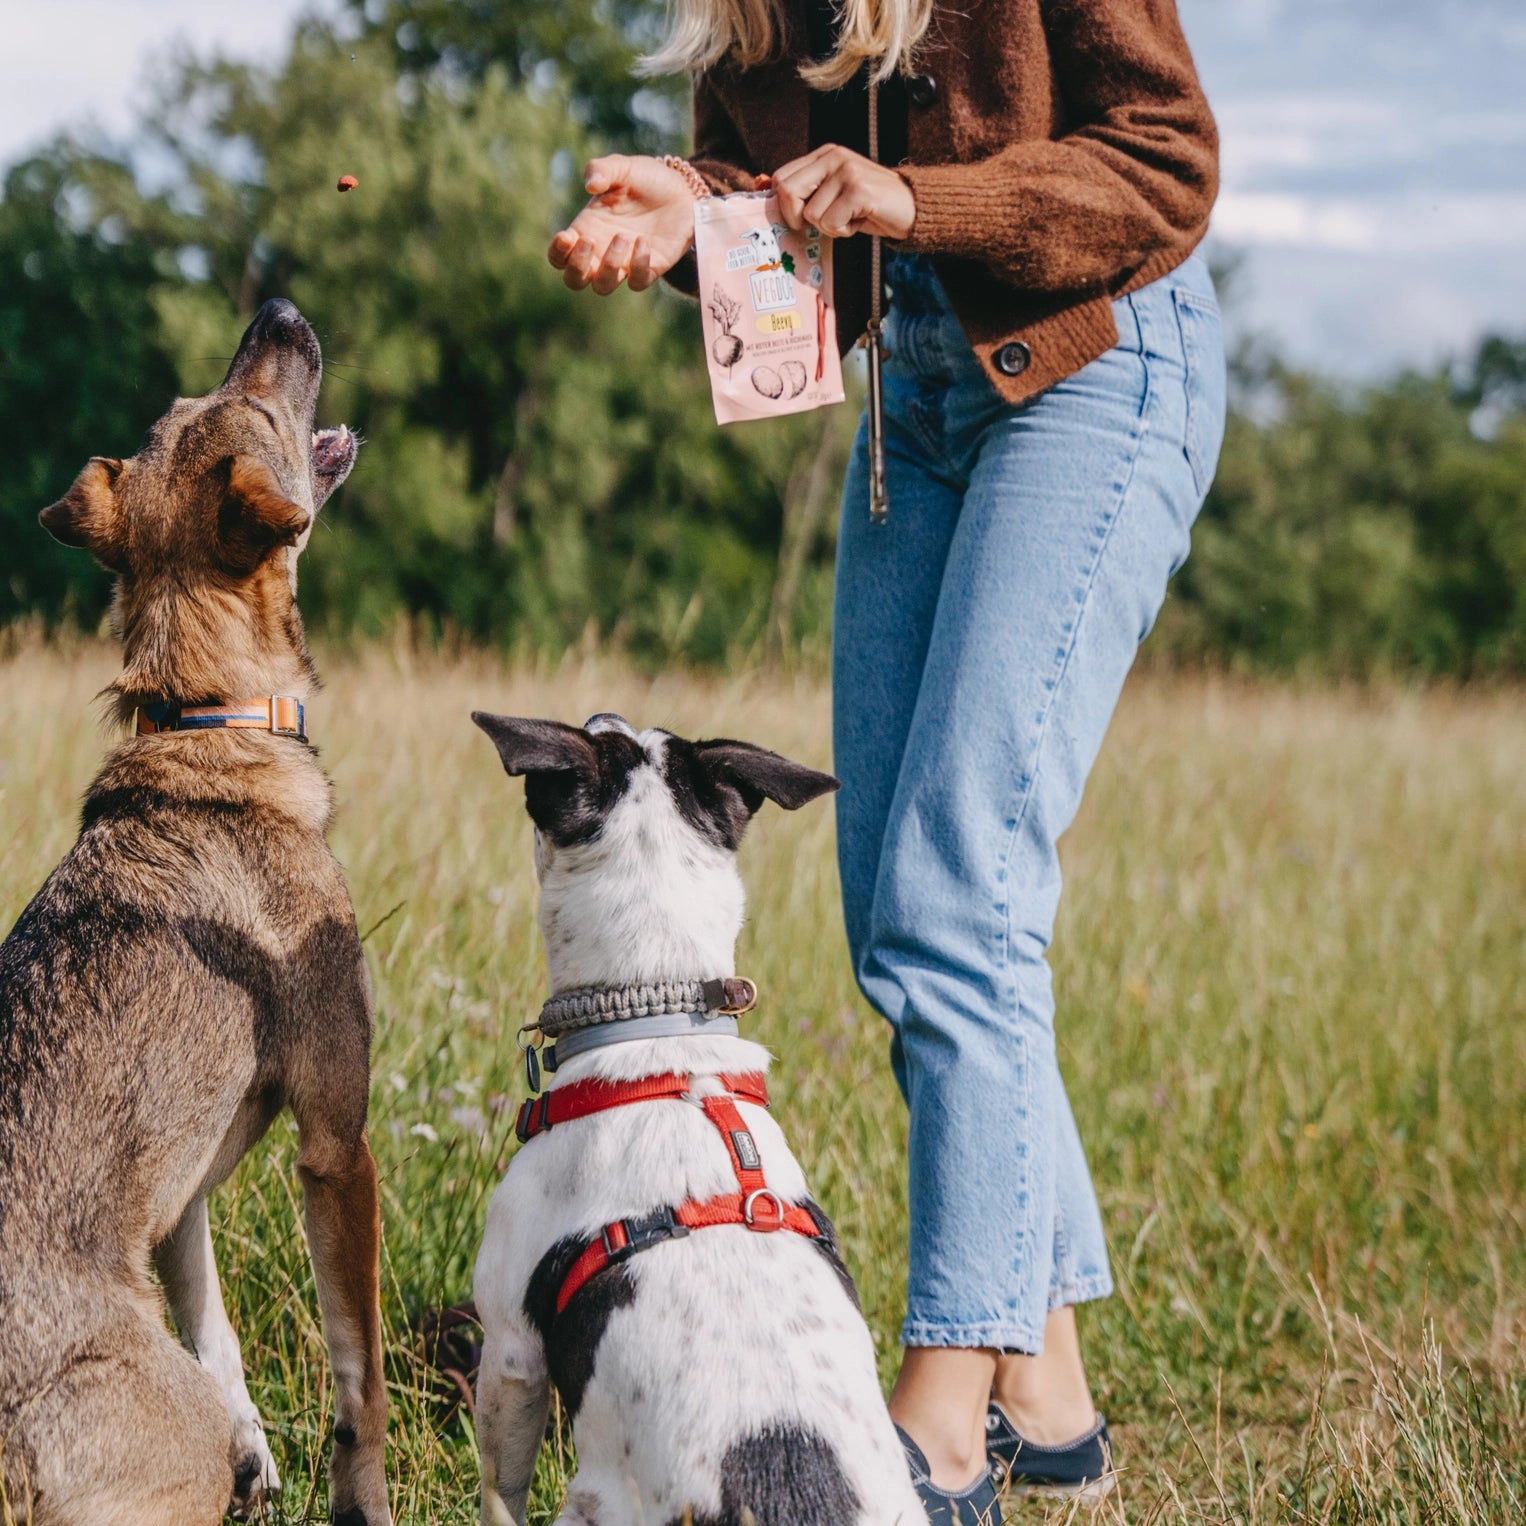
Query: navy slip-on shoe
896 1426 1004 1526
985 1404 1116 1500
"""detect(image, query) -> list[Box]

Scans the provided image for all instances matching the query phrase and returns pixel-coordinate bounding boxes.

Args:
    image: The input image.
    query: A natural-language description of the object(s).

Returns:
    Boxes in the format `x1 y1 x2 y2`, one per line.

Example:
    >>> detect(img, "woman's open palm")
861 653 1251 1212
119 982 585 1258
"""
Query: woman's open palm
549 156 697 294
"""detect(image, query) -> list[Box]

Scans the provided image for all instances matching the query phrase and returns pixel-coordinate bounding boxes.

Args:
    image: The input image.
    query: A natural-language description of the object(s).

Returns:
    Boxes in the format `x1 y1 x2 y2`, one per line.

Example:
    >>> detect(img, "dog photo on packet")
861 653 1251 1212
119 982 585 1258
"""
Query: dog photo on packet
2 1 1521 1524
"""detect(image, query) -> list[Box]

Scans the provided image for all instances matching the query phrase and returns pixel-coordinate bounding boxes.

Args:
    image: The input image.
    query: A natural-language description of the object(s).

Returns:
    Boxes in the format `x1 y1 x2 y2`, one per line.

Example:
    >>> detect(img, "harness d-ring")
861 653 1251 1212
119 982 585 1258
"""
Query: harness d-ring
742 1188 785 1231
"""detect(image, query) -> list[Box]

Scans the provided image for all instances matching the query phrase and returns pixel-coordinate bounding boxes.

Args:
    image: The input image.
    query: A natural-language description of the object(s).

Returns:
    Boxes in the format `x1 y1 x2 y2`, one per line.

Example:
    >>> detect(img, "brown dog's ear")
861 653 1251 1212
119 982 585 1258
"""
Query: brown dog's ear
695 740 840 814
470 713 599 778
39 458 128 569
218 455 311 570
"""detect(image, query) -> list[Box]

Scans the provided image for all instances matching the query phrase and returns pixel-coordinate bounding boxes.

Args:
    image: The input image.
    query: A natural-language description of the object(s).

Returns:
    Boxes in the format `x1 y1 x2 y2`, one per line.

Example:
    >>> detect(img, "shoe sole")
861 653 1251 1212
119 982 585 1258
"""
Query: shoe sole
1006 1472 1117 1504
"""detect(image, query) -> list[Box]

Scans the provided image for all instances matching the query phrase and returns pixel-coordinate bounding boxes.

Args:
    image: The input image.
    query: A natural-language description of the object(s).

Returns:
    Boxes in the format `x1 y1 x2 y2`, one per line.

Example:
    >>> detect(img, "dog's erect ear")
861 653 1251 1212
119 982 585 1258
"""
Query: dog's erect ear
471 713 598 779
39 458 128 570
695 740 840 815
218 456 312 571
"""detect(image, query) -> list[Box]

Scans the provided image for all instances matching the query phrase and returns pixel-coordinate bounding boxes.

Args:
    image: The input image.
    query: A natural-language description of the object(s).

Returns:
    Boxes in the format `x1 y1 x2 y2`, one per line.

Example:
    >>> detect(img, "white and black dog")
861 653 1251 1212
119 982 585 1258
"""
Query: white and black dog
469 712 928 1526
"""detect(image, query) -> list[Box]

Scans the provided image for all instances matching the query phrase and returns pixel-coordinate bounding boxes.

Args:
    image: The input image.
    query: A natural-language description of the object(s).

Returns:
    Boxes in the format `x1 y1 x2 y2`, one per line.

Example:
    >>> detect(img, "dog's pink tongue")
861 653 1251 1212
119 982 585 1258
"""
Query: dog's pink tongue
312 424 354 474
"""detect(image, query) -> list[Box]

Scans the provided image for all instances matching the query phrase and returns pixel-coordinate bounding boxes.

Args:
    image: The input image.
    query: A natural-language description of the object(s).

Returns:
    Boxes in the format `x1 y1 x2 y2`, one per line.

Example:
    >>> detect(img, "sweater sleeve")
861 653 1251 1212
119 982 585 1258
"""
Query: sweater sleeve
664 70 759 297
898 0 1218 293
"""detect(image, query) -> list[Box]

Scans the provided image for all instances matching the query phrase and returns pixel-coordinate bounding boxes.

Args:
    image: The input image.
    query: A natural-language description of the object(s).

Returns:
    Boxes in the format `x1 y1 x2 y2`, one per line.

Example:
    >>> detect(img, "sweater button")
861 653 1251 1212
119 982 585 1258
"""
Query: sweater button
996 340 1032 377
909 73 938 109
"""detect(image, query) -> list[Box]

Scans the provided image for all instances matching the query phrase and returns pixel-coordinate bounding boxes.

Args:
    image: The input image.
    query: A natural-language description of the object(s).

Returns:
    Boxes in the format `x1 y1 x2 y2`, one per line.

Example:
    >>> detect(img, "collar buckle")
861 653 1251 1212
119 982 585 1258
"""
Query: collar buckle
701 977 758 1016
268 696 307 740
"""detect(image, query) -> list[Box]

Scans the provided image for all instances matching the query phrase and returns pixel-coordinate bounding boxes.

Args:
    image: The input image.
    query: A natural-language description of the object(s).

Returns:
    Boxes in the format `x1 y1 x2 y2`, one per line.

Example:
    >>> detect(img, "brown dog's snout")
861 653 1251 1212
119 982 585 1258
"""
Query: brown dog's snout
223 298 322 401
246 297 316 354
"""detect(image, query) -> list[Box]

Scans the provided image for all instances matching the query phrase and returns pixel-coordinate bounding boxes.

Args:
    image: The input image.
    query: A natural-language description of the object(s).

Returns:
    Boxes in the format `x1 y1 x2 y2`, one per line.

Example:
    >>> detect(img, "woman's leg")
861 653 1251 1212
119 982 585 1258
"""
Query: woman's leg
865 260 1226 1482
833 357 968 995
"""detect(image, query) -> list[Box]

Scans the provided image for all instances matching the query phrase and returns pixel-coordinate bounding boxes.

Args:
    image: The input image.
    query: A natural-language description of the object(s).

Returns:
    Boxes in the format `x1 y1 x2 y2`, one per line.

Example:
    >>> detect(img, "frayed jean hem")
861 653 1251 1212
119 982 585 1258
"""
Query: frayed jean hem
902 1276 1114 1354
1049 1273 1114 1312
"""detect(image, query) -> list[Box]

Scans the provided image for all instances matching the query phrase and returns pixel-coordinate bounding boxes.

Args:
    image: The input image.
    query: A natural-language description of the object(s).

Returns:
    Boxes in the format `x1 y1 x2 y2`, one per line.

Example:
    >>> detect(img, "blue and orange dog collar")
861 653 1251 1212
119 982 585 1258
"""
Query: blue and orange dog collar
136 695 307 742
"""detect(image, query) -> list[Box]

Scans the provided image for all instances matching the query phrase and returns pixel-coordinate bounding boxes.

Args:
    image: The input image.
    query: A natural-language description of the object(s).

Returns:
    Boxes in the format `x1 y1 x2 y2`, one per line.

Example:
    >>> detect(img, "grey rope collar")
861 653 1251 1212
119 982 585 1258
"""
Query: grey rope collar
522 976 759 1086
536 976 757 1038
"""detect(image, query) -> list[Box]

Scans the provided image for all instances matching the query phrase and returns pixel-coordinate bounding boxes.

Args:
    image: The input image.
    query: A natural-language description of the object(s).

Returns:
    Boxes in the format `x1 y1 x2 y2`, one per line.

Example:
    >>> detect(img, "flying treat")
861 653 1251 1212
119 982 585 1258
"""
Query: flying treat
337 174 359 193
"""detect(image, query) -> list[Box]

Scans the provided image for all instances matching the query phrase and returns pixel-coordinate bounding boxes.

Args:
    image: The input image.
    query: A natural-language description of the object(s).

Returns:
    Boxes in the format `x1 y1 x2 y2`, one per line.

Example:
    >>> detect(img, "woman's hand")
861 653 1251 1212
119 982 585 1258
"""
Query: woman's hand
772 145 916 241
548 156 698 294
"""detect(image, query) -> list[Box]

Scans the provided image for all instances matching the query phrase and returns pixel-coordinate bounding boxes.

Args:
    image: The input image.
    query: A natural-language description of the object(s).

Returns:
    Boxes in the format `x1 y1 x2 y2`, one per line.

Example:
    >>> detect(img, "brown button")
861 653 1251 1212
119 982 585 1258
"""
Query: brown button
996 341 1032 376
909 73 938 109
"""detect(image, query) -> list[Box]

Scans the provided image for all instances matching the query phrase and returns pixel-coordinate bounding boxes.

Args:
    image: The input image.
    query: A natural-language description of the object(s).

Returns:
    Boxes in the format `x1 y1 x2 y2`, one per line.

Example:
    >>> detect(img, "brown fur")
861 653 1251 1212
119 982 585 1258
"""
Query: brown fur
0 301 389 1525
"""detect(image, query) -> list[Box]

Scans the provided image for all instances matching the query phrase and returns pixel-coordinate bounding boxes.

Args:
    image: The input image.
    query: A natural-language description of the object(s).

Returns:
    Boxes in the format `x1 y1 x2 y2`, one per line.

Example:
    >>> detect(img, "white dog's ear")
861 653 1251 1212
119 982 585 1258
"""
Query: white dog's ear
694 740 839 815
471 713 597 777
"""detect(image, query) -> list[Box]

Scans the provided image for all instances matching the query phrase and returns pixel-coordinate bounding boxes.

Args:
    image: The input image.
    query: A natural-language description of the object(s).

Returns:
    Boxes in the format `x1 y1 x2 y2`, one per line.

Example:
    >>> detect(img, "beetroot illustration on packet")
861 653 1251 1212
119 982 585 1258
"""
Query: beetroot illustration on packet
695 191 845 424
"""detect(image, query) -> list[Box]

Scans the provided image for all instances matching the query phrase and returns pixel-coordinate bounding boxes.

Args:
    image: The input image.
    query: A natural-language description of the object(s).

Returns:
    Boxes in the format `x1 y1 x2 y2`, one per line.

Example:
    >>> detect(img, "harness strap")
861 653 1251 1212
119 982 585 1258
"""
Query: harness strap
136 695 307 741
556 1192 821 1314
515 1071 768 1144
520 1070 818 1315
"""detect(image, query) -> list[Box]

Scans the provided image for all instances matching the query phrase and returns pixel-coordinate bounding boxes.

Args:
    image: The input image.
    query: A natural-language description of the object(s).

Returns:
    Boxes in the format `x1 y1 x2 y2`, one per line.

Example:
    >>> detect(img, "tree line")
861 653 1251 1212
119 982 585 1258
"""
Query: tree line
2 0 1523 675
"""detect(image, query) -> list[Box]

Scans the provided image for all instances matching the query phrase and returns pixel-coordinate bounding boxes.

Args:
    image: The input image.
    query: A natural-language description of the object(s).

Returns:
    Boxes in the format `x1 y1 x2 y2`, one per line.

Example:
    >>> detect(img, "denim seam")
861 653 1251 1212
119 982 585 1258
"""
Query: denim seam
992 331 1156 978
988 329 1154 1332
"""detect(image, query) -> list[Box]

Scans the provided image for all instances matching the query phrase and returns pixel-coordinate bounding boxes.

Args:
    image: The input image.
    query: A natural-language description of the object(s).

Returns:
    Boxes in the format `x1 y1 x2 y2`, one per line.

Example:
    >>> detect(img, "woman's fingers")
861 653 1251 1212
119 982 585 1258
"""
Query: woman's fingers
591 234 632 295
773 159 833 229
548 228 579 270
583 154 633 197
802 174 859 238
627 237 655 292
560 237 602 290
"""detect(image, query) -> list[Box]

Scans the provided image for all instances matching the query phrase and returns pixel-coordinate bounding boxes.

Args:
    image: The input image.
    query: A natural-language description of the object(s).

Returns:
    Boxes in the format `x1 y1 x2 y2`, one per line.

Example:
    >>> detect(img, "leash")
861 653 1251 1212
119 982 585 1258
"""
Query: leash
515 1070 822 1315
864 73 889 524
135 695 307 742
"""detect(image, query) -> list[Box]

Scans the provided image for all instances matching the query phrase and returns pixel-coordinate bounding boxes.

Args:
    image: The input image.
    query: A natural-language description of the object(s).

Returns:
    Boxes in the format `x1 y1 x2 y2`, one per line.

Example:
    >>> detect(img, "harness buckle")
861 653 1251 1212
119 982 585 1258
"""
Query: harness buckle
602 1206 689 1264
514 1093 550 1144
742 1188 785 1232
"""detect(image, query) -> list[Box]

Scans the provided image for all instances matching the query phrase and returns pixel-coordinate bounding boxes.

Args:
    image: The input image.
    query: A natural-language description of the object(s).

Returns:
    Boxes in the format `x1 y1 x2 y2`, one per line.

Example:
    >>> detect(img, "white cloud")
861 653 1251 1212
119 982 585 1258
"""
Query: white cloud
0 0 320 168
1214 192 1526 256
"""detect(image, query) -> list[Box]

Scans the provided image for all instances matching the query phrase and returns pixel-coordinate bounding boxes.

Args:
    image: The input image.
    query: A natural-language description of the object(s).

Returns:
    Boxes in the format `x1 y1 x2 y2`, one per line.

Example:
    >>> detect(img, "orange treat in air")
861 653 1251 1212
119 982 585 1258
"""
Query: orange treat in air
337 175 359 193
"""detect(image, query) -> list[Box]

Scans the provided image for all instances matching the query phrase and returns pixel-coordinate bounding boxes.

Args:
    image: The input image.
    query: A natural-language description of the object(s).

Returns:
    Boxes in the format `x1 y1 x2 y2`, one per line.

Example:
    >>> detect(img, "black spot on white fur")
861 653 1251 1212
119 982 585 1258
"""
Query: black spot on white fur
471 711 838 853
523 1234 637 1420
802 1199 861 1310
664 737 840 851
471 712 644 846
666 1425 861 1526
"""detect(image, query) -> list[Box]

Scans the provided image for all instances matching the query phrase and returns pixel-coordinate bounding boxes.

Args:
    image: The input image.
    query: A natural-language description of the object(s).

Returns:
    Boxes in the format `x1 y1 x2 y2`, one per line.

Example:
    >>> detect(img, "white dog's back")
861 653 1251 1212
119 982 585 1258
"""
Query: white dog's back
467 714 926 1525
475 1041 925 1525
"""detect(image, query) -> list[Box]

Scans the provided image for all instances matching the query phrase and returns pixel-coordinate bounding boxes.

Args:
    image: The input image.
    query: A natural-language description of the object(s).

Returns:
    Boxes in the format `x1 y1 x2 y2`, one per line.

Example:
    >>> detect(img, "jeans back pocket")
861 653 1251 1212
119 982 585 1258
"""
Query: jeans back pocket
1172 288 1227 499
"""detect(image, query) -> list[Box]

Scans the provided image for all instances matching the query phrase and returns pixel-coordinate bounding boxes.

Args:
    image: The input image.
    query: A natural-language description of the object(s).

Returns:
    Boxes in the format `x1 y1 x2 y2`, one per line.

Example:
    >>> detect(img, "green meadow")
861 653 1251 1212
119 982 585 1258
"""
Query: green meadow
2 636 1522 1523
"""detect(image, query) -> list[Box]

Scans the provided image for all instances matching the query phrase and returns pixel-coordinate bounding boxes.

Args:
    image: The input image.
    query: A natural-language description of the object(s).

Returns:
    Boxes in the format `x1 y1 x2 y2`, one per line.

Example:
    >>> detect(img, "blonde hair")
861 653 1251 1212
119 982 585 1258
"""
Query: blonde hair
640 0 933 89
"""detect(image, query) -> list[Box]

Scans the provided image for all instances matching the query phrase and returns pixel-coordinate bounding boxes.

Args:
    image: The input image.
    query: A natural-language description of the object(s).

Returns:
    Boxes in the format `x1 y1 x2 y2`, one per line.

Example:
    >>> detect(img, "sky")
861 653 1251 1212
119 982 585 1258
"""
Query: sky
0 0 1520 379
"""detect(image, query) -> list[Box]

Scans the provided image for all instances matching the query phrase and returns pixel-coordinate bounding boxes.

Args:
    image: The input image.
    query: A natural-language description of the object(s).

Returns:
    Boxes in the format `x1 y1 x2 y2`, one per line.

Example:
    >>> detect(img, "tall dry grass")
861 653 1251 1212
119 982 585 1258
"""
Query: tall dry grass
1 633 1522 1522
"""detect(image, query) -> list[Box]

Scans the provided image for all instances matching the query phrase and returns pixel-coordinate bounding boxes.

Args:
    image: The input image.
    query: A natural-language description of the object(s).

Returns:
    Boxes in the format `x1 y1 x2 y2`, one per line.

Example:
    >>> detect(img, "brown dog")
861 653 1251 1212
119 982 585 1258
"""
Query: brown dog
0 300 389 1526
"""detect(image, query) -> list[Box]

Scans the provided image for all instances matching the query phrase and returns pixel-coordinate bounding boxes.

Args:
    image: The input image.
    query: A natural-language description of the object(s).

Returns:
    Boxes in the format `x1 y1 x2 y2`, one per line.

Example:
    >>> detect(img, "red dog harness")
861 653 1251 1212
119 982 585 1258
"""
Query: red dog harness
516 1071 821 1314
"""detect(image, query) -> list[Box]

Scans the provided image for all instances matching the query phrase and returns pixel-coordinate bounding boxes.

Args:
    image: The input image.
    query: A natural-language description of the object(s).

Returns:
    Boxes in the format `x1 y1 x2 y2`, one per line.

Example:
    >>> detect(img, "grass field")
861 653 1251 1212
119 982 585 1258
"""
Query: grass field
2 634 1523 1524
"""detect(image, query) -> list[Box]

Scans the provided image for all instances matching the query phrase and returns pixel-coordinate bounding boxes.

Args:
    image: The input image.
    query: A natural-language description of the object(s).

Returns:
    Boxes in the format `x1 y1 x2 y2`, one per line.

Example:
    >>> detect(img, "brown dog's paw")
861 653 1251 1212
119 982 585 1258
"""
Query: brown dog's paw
416 1300 483 1424
228 1447 280 1519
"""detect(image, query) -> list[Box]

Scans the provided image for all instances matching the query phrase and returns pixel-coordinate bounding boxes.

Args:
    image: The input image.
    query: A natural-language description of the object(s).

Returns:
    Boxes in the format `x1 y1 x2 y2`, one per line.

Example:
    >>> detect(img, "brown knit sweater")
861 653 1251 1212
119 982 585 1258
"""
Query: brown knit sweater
668 0 1218 403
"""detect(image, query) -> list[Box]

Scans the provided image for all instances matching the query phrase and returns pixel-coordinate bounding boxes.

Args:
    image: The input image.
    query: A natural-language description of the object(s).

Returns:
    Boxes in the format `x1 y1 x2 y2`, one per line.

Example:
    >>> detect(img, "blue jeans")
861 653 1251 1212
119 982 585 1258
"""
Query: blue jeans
832 251 1226 1351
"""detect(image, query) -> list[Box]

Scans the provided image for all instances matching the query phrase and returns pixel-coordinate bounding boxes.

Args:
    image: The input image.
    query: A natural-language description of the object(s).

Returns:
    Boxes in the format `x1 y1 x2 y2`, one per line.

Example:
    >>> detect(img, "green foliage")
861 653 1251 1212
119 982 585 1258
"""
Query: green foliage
0 151 182 626
1160 363 1526 676
0 1 1522 674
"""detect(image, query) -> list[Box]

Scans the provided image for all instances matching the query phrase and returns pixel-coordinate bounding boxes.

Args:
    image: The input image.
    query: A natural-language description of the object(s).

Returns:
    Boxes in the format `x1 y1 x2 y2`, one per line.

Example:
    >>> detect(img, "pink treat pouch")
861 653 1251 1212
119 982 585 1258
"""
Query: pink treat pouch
695 191 845 424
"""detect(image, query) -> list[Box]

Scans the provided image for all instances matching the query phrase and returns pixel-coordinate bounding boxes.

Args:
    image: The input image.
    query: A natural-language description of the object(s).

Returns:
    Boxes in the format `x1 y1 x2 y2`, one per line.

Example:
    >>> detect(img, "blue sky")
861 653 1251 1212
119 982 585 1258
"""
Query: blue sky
1180 0 1525 374
1 0 1520 378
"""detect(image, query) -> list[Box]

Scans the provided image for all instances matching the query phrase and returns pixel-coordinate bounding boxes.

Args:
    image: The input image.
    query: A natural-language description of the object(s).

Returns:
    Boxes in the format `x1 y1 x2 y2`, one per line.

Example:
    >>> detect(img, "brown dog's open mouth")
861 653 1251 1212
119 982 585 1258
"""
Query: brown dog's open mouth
313 424 358 489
